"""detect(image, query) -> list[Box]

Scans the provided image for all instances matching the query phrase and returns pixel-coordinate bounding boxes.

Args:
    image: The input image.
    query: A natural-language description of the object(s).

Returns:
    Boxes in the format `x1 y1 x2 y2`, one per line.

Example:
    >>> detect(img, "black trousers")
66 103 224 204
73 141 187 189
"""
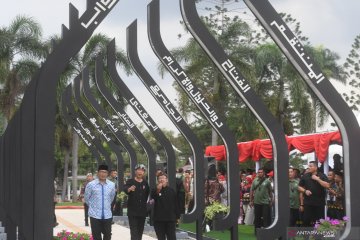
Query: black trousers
111 195 117 216
154 221 176 240
289 208 300 227
53 202 57 225
84 203 89 224
128 215 146 240
303 205 324 227
90 217 112 240
254 204 271 229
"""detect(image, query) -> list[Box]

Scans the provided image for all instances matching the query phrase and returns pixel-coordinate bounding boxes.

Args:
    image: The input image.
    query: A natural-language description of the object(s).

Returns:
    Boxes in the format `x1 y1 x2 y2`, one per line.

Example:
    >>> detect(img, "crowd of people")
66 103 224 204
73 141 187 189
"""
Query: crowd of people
78 153 344 239
237 154 345 236
192 154 345 236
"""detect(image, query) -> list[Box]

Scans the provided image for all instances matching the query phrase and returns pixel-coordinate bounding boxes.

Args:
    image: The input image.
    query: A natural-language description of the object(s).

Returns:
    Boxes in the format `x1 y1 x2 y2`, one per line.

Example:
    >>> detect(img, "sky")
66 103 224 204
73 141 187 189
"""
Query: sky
2 0 360 135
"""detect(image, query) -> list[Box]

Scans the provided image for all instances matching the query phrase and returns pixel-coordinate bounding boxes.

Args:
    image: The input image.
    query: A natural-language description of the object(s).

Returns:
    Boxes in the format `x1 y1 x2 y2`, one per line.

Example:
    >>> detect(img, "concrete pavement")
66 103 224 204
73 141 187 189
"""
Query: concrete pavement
54 209 156 239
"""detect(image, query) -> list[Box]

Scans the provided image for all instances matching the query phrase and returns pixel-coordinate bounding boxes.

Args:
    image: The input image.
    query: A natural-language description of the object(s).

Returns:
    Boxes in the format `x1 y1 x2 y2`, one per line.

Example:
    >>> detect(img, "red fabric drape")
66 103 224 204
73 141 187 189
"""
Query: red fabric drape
204 131 342 163
237 141 253 162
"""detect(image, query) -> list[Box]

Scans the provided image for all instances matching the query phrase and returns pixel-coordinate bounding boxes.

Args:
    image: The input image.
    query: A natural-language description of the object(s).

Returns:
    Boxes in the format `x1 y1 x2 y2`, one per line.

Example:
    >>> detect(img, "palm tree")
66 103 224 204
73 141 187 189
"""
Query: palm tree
0 15 47 126
252 43 311 134
252 43 345 134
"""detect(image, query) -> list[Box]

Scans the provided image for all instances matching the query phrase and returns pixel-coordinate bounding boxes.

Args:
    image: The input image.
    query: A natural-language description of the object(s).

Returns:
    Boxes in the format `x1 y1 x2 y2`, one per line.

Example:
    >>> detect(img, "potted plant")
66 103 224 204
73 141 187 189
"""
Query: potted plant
116 191 128 214
203 201 229 231
54 230 93 240
116 191 127 203
313 216 348 239
204 202 229 221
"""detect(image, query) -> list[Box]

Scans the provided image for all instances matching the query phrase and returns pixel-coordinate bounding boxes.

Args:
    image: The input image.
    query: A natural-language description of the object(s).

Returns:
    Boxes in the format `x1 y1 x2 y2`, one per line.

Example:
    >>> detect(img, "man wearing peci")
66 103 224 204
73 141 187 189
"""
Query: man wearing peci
151 173 179 240
124 164 150 240
85 164 116 240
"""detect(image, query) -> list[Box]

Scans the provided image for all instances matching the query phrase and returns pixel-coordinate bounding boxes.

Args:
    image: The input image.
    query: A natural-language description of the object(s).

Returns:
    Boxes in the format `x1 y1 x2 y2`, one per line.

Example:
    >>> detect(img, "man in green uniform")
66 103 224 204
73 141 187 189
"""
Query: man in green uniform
250 168 272 235
289 167 300 226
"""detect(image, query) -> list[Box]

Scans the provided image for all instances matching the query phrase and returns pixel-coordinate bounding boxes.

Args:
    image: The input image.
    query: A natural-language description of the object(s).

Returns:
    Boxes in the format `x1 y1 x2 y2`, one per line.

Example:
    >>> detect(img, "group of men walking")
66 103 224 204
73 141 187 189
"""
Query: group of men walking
80 153 345 239
83 164 179 240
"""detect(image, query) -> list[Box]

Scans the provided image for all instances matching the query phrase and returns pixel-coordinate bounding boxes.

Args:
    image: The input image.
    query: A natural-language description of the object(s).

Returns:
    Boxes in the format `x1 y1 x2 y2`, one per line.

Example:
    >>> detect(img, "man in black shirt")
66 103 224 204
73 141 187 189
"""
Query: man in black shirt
151 173 179 240
333 154 343 173
298 161 330 227
176 168 186 216
124 164 150 240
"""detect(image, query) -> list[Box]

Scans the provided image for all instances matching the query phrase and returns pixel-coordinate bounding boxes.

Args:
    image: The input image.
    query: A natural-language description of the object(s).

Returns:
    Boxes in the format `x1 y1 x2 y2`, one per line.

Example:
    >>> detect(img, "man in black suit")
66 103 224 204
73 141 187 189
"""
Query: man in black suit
124 164 150 240
151 173 179 240
298 161 330 227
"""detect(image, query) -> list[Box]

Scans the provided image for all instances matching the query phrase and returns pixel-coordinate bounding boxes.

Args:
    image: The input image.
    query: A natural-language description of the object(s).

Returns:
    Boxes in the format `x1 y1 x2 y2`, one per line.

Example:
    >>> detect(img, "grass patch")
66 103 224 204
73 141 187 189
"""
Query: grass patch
56 201 83 206
178 223 256 240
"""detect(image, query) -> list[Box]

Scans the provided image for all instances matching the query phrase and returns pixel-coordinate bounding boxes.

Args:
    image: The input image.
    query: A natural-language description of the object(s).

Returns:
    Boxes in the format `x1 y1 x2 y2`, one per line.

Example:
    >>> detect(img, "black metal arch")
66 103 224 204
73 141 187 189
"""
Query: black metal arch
243 1 360 238
105 40 177 189
1 1 358 239
61 85 103 167
179 0 290 239
93 55 157 188
127 20 205 234
73 72 136 172
63 85 113 167
0 1 119 238
81 66 126 191
147 0 240 238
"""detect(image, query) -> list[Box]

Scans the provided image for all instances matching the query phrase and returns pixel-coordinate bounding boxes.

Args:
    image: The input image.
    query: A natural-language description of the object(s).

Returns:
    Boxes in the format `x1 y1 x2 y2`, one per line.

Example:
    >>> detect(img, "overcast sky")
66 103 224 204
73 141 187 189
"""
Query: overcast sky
2 0 359 134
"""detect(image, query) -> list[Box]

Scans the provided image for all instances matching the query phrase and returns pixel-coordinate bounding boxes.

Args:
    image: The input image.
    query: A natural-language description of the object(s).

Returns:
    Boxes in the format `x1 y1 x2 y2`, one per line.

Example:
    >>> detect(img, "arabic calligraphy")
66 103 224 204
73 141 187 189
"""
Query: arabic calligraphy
103 117 119 132
118 112 135 128
89 118 100 128
270 20 325 84
221 60 251 93
149 84 182 123
73 127 92 147
88 117 111 142
129 98 159 131
76 117 95 139
163 55 223 128
81 0 117 29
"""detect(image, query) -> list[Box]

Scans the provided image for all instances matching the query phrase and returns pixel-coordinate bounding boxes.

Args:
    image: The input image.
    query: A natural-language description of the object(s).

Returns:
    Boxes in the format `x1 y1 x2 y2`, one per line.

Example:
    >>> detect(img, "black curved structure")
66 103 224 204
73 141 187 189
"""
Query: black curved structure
127 20 205 233
61 85 106 167
81 66 127 191
147 0 240 237
105 41 177 189
73 72 136 172
243 1 360 239
180 0 290 238
0 1 119 238
94 55 157 188
63 85 113 167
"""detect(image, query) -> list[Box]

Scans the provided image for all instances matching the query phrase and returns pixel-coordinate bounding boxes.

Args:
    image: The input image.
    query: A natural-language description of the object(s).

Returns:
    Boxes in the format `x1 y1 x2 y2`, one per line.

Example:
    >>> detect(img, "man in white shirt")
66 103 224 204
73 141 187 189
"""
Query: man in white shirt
85 164 116 240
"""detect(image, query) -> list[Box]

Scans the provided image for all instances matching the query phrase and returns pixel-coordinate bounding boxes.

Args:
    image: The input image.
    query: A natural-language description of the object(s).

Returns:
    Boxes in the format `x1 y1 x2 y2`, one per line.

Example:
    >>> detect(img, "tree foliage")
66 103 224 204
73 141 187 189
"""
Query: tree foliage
343 35 360 111
0 15 47 122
